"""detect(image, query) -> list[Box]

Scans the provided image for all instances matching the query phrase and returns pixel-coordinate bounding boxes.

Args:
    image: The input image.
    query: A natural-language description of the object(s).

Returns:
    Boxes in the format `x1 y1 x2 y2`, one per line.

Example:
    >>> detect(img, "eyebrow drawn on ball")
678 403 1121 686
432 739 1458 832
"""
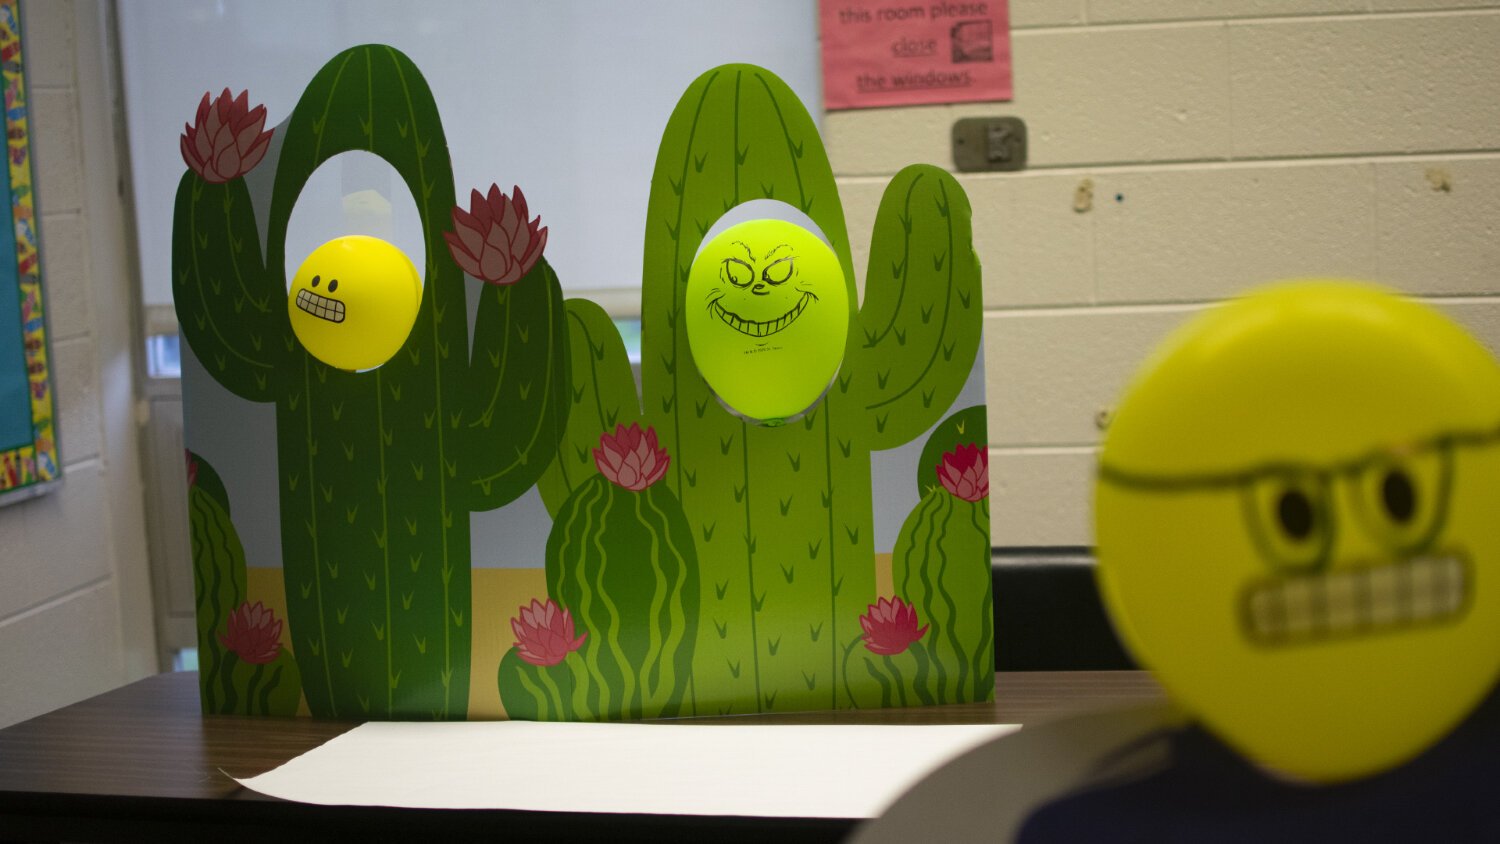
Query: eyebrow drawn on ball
730 240 754 262
763 243 792 260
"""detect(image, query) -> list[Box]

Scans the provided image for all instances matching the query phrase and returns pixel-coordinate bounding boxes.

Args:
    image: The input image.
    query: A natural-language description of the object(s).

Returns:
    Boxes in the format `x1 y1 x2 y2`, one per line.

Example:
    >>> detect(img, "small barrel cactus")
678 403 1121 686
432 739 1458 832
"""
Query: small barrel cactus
217 601 303 716
889 442 994 705
844 596 931 709
189 451 302 716
500 424 699 720
496 598 586 720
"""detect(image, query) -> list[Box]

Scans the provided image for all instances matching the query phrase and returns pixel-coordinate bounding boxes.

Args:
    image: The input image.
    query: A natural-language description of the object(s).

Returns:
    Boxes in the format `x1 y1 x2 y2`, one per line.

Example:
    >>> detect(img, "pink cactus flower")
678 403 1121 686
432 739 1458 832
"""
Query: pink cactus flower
593 423 670 491
444 184 549 285
937 443 989 502
180 89 273 183
219 601 284 664
511 598 587 667
859 597 928 656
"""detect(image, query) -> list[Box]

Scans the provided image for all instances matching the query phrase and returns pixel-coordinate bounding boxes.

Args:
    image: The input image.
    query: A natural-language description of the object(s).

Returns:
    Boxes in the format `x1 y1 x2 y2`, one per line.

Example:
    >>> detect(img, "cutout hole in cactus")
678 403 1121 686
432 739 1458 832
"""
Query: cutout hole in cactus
283 152 427 372
686 205 849 427
284 152 427 288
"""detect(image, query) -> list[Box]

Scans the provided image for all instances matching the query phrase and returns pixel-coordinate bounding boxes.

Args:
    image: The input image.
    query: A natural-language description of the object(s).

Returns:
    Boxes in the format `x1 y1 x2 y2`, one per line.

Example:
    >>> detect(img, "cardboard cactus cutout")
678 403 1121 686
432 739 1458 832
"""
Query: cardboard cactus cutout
175 45 570 720
177 50 992 721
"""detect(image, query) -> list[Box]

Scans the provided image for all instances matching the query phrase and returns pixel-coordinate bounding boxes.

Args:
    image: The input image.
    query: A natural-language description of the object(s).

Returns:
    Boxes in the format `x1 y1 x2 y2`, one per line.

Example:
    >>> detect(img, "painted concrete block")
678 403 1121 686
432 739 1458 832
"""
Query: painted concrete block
984 305 1202 447
1375 157 1500 295
5 462 110 620
989 447 1095 547
966 171 1097 307
1231 13 1500 158
39 212 93 342
30 88 84 215
19 0 76 91
1094 162 1376 302
827 24 1231 175
0 580 122 728
52 337 100 463
1090 0 1363 24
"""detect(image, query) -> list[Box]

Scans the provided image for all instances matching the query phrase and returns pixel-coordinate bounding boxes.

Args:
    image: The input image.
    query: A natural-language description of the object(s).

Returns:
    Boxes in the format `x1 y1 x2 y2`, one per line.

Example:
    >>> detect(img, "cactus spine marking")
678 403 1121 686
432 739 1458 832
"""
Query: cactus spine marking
174 47 569 719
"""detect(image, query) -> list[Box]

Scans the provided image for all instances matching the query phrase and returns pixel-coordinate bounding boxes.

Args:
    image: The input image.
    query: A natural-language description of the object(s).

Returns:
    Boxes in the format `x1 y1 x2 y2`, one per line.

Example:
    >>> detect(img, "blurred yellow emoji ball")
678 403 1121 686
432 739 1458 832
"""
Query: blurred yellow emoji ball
1095 281 1500 783
287 235 422 371
685 219 850 425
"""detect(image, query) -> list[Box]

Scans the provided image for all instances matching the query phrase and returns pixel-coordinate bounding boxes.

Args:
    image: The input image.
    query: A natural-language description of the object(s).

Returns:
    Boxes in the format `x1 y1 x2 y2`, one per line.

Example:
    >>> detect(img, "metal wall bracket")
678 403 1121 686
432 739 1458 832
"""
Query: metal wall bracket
952 116 1027 172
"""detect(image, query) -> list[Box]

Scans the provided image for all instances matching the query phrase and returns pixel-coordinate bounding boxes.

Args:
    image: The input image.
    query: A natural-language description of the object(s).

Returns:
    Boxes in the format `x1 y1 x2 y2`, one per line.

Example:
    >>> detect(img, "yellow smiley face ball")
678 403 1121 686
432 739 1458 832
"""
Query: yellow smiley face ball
685 219 850 424
287 235 422 371
1096 281 1500 783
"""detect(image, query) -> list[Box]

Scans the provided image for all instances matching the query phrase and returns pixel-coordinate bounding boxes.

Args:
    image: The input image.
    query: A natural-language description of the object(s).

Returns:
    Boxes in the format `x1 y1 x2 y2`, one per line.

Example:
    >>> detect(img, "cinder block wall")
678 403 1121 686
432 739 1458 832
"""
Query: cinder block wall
0 0 155 728
827 1 1500 547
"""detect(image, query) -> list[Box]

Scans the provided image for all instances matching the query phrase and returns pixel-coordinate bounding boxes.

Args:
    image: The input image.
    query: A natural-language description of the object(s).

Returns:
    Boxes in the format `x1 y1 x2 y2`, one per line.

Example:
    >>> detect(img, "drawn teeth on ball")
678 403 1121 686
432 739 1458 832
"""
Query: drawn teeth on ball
297 288 346 323
1242 554 1468 646
710 292 813 338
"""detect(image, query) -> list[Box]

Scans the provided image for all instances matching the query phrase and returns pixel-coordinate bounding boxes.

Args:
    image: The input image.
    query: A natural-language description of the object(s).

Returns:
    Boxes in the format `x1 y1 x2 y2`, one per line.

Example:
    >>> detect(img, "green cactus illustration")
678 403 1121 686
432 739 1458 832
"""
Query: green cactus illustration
189 451 303 716
539 65 982 714
890 427 994 705
222 647 303 717
496 646 581 721
501 424 698 720
916 405 987 498
174 46 569 719
537 299 641 515
189 452 248 712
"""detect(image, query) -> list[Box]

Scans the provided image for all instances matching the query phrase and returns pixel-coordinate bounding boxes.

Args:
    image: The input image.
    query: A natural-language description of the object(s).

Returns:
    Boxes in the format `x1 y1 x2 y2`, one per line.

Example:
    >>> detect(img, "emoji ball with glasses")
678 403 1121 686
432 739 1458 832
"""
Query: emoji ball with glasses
1095 281 1500 783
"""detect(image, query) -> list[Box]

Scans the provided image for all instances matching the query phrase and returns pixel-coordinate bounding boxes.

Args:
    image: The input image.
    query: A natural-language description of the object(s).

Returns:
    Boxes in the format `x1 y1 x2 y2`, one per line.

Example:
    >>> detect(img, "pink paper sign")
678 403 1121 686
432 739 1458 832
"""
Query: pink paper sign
820 0 1012 110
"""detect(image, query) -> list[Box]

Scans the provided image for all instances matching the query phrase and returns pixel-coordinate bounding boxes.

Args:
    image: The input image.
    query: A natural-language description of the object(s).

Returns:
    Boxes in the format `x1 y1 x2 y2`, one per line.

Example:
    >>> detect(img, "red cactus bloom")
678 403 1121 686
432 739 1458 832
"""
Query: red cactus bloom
593 423 670 491
185 450 199 488
219 601 284 664
937 443 989 502
859 597 928 656
444 184 549 285
180 88 273 183
511 598 587 667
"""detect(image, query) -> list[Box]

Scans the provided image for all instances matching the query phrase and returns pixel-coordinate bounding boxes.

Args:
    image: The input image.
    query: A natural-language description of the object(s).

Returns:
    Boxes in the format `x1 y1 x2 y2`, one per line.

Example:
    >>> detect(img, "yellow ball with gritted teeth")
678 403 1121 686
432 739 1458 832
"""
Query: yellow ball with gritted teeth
685 219 849 425
287 235 422 371
1095 280 1500 783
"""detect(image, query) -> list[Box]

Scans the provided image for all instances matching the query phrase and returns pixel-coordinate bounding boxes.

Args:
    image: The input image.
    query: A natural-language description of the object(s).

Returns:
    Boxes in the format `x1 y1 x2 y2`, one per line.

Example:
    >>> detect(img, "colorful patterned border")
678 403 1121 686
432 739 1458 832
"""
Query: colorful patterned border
0 0 58 500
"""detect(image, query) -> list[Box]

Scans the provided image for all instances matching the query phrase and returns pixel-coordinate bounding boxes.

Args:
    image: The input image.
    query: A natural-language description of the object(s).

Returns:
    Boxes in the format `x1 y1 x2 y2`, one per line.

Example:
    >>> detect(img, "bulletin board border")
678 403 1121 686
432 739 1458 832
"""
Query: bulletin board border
0 0 61 507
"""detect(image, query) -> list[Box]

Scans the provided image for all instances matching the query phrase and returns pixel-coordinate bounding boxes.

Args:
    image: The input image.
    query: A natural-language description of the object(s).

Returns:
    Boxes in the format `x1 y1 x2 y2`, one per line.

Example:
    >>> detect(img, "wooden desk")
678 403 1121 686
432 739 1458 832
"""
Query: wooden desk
0 671 1162 843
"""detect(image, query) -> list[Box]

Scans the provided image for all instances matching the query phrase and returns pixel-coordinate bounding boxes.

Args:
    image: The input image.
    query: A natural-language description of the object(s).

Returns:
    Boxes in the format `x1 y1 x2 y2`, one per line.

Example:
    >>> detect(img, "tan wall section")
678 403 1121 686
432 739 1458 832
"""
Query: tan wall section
828 2 1500 547
0 1 155 728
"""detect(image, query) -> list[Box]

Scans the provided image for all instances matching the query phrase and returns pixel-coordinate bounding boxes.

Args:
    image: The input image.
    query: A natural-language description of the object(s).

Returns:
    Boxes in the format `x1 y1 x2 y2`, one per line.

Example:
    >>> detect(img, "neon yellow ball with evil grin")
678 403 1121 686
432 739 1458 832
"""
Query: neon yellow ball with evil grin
1095 281 1500 783
287 235 422 371
685 219 850 424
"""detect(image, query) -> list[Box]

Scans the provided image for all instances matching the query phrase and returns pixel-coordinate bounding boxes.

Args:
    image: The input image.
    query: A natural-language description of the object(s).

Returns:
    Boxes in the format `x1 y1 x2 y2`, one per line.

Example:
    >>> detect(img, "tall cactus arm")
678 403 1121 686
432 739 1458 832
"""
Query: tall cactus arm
538 298 641 516
265 46 458 314
641 64 855 485
463 259 570 511
172 172 283 402
853 165 982 451
260 45 471 719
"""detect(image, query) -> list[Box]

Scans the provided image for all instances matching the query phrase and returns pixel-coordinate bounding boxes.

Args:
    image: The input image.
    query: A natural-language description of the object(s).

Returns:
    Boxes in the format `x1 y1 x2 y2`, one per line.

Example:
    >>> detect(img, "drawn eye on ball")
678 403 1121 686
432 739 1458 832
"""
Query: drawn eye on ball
721 257 753 288
762 255 795 285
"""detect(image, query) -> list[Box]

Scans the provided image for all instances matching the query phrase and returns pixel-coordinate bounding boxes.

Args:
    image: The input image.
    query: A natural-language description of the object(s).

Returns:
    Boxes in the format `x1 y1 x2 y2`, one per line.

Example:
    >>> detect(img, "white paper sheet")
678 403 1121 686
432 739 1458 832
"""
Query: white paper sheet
236 721 1017 818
